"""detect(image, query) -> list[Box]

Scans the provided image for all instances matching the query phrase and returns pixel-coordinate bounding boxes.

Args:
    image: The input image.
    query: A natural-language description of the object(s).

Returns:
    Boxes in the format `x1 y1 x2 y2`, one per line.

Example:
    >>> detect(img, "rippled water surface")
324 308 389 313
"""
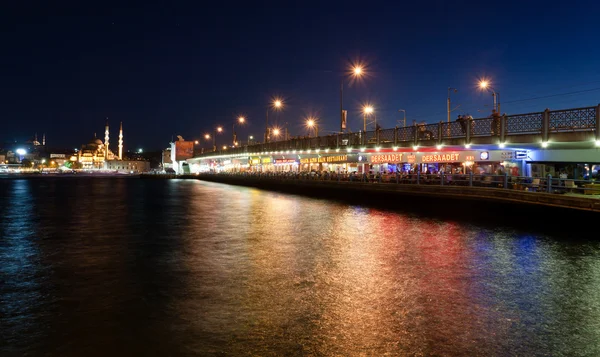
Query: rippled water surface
1 178 600 356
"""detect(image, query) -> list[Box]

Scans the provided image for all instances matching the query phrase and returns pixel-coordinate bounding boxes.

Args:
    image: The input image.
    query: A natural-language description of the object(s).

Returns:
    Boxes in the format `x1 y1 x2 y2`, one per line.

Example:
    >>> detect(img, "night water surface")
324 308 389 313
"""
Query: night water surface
1 178 599 356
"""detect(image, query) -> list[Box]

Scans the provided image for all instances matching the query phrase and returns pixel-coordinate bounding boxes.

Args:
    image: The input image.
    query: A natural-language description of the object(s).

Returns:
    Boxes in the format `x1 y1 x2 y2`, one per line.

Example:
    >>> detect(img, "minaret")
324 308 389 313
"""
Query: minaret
42 133 46 146
118 121 123 160
104 118 110 159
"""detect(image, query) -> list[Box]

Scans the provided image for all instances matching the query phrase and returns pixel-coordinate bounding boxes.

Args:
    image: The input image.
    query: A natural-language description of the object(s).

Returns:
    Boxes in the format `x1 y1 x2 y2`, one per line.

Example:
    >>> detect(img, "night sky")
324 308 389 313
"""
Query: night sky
2 2 600 151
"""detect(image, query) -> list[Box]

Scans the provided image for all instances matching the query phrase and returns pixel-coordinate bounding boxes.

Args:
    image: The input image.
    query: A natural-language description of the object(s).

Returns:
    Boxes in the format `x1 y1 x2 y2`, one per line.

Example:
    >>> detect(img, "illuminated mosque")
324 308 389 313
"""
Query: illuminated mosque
78 120 124 169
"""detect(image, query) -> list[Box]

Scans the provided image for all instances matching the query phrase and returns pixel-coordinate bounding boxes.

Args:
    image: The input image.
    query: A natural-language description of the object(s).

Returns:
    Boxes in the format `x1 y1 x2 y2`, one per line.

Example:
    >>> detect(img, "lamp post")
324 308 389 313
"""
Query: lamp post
233 116 245 146
306 118 319 137
265 99 283 143
479 80 500 113
398 109 406 128
340 65 365 133
248 135 254 145
213 127 223 151
272 128 281 141
447 88 458 125
362 106 374 132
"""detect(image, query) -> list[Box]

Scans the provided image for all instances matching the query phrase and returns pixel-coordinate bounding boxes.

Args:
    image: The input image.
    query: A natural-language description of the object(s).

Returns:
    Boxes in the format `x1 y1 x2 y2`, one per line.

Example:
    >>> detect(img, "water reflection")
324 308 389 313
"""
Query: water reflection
1 178 600 356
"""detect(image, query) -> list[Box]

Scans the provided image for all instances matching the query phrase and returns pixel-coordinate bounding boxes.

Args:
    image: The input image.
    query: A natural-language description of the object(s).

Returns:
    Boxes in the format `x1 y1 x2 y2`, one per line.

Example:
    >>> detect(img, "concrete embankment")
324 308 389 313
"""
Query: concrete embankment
191 174 600 218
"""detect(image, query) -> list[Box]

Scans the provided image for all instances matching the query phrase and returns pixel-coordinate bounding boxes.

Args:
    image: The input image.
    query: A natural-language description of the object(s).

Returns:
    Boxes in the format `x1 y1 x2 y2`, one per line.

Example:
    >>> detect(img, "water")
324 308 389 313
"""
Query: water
1 178 599 356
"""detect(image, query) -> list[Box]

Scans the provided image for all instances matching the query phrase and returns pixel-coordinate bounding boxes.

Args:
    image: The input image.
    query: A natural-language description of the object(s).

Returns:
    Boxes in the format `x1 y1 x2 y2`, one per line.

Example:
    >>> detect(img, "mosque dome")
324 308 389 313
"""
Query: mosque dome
88 137 103 146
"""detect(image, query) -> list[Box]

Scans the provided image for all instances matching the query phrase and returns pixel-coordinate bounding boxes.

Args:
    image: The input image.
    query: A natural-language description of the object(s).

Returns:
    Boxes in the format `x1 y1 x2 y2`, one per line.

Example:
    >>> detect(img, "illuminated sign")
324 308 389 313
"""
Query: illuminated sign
465 155 475 161
407 154 416 164
274 159 297 164
261 157 272 164
300 155 348 164
223 160 231 165
174 141 194 161
479 151 489 160
421 153 460 163
515 150 527 159
370 153 403 164
251 158 260 164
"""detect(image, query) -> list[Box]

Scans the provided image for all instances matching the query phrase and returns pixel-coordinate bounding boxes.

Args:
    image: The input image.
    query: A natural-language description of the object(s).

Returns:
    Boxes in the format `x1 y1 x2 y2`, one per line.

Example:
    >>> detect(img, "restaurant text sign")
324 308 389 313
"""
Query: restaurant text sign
370 153 403 164
300 155 348 164
421 153 460 163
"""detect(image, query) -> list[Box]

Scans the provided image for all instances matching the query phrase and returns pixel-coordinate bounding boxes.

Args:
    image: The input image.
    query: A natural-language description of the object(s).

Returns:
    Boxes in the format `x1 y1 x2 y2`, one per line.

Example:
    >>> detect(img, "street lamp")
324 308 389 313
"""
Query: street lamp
340 64 365 132
194 140 199 144
479 80 500 113
362 105 374 132
306 118 319 137
272 128 281 140
233 116 245 146
212 127 223 151
265 98 284 143
447 87 458 125
398 109 406 128
248 135 254 145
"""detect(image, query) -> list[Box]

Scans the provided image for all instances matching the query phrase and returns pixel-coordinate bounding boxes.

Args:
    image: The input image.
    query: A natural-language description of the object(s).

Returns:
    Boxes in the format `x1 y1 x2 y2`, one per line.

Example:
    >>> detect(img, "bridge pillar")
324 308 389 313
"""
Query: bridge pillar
336 134 340 148
465 117 471 146
542 108 550 142
438 122 443 145
596 104 600 141
394 127 398 145
376 128 380 145
500 115 506 143
413 122 419 147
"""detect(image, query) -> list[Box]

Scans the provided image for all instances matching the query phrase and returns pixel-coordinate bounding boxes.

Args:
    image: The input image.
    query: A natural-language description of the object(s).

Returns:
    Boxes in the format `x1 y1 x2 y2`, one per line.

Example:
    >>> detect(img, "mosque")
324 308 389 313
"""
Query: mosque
78 120 130 170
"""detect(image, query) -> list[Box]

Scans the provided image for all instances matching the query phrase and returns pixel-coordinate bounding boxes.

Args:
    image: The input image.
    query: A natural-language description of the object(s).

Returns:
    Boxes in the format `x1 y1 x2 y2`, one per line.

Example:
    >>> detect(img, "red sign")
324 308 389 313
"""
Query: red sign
175 141 194 161
274 159 297 164
421 153 460 163
370 153 403 164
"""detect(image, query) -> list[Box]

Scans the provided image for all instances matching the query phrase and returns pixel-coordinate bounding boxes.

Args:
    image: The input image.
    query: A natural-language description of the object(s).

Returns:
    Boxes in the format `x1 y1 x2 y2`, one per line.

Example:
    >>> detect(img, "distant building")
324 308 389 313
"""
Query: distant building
76 120 148 171
104 160 150 173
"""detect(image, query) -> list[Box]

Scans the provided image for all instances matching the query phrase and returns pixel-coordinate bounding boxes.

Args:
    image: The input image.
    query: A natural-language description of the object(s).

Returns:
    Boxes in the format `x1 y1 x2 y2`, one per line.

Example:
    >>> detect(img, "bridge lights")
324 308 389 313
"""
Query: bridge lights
499 142 506 148
436 144 442 150
595 140 600 147
541 141 548 148
465 144 471 149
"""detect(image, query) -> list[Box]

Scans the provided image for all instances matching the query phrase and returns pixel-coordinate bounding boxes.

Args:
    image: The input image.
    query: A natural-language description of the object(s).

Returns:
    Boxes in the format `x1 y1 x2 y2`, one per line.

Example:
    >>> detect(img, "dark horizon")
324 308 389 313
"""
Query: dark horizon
2 2 600 150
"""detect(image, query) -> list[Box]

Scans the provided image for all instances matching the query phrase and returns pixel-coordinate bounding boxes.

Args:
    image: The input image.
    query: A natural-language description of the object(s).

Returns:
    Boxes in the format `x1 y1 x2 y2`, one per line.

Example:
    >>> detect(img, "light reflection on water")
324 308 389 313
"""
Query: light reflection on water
1 178 600 356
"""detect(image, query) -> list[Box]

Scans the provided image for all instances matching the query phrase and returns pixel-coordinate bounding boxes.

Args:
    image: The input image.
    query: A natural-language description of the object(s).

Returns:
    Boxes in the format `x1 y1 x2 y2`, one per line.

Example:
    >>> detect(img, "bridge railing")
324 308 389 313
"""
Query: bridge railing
196 105 599 157
203 172 600 197
549 106 596 132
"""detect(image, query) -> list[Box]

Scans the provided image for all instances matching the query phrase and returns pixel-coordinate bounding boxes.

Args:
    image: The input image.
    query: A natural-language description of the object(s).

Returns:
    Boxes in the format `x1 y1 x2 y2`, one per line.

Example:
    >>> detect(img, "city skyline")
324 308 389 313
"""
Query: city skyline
2 2 600 150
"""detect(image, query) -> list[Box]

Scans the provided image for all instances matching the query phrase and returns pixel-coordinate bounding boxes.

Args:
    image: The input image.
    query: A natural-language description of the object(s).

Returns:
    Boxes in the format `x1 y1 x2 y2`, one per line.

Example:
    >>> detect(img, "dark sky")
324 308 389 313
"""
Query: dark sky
2 1 600 151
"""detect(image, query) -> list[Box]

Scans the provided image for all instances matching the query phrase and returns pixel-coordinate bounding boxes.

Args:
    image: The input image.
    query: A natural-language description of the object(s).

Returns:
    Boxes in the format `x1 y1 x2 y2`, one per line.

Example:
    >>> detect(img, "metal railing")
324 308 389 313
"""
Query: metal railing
197 104 600 157
201 172 600 196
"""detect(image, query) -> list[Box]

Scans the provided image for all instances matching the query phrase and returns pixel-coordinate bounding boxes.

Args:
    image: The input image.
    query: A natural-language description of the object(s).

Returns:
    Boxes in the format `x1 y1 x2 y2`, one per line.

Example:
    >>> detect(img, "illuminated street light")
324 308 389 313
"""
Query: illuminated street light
204 134 210 140
340 63 366 133
478 79 500 113
222 146 227 150
212 127 223 151
362 105 374 132
306 118 319 137
353 66 363 76
272 128 280 137
233 116 246 146
273 100 282 109
194 140 199 144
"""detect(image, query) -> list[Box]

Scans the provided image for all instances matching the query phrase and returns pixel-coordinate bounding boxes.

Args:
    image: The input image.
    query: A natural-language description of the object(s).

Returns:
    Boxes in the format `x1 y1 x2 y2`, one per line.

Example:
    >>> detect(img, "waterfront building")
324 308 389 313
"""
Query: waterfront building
76 120 149 172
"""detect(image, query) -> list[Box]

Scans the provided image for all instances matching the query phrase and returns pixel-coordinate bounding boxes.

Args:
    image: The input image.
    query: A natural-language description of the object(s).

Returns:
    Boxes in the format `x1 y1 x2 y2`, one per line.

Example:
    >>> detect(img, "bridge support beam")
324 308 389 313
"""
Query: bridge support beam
465 117 471 146
596 104 600 142
542 108 550 143
394 127 398 146
438 122 443 145
413 122 419 147
500 115 506 143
